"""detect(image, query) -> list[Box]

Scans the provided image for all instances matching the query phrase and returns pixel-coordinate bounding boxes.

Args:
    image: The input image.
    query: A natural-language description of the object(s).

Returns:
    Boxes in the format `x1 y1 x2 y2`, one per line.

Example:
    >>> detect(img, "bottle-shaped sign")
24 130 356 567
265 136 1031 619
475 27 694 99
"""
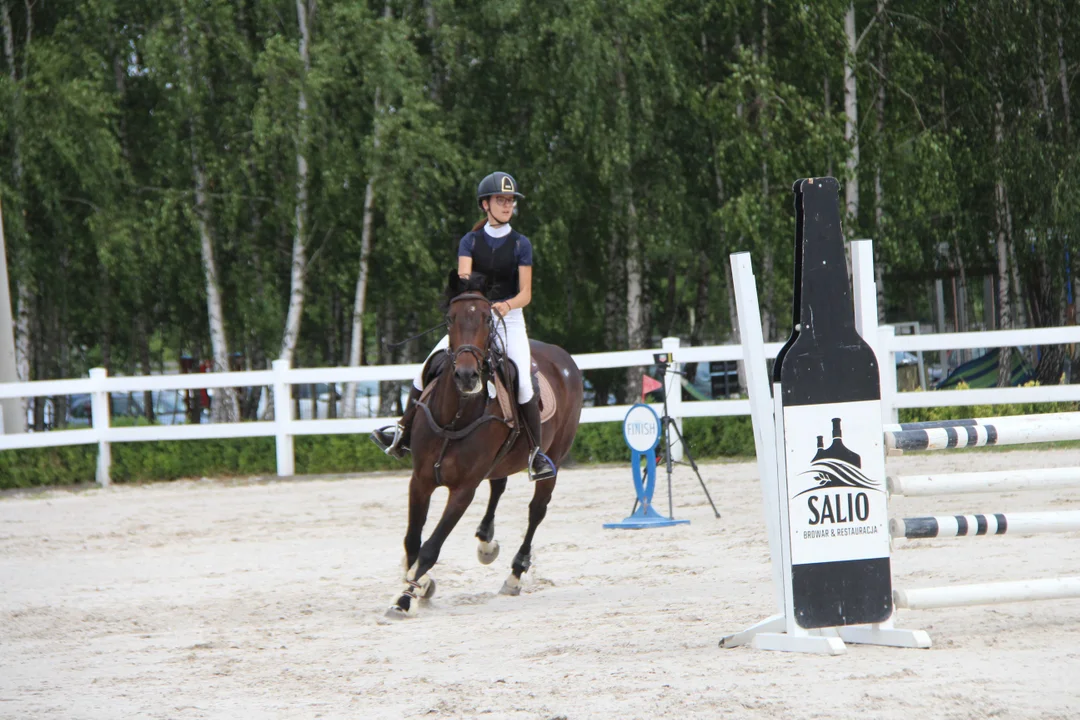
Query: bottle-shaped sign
777 177 891 629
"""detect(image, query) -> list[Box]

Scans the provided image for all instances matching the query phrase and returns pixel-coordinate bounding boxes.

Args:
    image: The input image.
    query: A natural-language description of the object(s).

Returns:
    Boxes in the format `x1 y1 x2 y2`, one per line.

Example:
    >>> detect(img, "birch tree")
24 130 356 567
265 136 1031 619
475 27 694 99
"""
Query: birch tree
343 3 391 419
179 4 238 421
277 0 315 368
843 3 859 224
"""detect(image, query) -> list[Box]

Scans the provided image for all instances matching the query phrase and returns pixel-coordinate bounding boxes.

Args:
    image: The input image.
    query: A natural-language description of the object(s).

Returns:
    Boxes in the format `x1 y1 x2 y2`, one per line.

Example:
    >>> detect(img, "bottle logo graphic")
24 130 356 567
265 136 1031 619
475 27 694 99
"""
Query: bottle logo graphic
795 418 883 496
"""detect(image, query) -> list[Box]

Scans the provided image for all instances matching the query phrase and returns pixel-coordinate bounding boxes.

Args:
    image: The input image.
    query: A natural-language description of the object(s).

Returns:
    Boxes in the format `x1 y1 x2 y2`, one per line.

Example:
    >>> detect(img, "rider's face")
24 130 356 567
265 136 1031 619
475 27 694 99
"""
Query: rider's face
484 194 516 224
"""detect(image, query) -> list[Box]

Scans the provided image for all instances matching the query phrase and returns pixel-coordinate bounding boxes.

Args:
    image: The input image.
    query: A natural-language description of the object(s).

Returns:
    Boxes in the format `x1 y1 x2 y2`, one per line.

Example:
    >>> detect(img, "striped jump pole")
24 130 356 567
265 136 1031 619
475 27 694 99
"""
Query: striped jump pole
888 466 1080 497
890 510 1080 539
894 577 1080 610
883 411 1080 452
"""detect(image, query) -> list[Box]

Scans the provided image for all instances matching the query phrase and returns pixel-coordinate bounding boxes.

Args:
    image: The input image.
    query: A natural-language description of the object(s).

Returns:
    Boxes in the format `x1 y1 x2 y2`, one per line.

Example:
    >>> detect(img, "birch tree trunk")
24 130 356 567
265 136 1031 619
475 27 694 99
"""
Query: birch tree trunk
278 0 315 367
343 87 384 418
181 12 238 422
2 0 30 429
993 96 1013 388
342 3 390 418
1055 6 1071 142
873 0 886 322
599 219 623 406
614 39 645 402
1034 6 1054 137
624 192 645 400
843 3 859 224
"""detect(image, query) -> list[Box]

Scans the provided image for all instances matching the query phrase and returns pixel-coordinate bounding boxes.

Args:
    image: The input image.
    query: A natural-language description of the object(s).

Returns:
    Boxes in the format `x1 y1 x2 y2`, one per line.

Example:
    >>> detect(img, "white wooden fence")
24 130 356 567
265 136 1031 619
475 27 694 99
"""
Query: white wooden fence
2 239 1079 485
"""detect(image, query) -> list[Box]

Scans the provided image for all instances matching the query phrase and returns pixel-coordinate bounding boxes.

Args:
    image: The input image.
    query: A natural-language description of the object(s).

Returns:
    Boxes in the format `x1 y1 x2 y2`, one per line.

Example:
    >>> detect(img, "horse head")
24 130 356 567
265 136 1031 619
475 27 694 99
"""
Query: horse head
444 271 493 396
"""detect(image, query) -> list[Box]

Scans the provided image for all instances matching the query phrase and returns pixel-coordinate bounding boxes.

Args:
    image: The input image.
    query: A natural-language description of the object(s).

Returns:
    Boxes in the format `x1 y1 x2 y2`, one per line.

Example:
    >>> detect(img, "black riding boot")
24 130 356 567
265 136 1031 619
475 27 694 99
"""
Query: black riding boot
521 395 556 481
371 385 423 459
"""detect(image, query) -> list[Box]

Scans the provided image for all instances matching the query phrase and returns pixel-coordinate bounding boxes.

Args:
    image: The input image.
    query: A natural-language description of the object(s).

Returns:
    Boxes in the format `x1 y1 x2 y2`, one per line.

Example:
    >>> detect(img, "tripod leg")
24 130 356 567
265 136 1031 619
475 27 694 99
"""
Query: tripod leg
666 419 721 519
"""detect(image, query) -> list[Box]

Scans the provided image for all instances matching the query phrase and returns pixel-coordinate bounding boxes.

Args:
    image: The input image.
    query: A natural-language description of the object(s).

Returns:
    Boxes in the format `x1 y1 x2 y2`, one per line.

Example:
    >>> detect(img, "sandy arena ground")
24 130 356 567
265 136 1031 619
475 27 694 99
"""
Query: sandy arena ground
2 448 1079 719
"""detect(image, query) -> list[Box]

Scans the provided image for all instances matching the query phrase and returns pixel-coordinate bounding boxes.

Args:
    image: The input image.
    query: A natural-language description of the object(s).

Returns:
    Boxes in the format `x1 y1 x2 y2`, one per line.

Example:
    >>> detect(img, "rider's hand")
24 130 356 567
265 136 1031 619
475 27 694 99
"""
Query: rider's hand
493 301 511 317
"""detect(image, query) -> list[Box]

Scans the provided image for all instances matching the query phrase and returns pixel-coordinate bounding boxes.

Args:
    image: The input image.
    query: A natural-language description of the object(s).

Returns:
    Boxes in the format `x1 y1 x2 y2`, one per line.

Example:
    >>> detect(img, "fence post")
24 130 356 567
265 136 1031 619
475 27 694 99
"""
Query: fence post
850 239 879 340
662 336 683 462
877 325 899 424
89 367 111 487
272 359 295 477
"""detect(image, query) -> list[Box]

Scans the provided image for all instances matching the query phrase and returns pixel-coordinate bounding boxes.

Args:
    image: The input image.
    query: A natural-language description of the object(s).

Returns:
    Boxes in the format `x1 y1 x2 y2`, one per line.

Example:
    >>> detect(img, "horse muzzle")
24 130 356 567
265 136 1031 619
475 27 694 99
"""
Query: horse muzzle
454 368 484 396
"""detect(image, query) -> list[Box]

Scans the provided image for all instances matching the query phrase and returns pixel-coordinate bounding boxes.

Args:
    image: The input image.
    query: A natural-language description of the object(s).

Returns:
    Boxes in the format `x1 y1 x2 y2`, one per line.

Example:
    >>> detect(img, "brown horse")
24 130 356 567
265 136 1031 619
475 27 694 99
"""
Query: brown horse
387 273 584 618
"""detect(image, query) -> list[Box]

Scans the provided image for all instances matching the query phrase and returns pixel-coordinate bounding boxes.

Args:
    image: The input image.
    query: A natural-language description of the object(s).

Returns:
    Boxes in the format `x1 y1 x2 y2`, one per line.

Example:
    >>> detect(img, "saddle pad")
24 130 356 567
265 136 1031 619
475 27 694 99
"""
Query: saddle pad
494 372 557 426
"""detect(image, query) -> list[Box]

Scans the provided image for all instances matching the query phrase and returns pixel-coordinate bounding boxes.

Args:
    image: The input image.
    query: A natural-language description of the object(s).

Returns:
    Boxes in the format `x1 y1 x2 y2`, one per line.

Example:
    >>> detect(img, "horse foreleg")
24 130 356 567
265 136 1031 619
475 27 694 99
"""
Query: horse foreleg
388 483 478 618
475 477 507 565
500 476 556 596
402 473 432 578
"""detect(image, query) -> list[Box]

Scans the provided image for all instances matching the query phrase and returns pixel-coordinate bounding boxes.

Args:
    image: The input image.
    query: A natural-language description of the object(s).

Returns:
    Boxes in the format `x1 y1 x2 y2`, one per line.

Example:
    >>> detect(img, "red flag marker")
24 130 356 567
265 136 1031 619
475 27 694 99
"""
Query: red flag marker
641 375 663 401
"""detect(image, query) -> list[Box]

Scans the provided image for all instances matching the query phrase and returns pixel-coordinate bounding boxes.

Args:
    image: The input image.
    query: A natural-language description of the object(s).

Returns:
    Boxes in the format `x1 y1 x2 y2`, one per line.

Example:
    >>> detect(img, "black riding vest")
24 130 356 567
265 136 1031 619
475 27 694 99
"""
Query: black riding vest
469 230 521 302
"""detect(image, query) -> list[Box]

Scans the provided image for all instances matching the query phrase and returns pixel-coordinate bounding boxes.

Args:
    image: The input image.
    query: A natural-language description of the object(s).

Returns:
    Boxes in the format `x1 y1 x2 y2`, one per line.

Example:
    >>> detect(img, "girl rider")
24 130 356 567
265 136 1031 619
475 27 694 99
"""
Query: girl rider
370 171 556 482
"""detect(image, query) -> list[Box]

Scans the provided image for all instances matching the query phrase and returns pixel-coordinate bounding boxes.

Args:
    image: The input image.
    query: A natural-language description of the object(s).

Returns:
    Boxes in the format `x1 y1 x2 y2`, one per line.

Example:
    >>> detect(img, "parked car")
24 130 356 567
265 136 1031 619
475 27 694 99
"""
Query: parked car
65 391 190 426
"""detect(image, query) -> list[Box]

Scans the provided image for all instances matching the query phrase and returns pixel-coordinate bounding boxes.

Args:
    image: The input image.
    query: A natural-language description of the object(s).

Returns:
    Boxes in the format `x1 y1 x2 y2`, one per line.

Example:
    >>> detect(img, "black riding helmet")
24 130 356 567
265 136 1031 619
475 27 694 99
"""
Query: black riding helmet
476 171 525 210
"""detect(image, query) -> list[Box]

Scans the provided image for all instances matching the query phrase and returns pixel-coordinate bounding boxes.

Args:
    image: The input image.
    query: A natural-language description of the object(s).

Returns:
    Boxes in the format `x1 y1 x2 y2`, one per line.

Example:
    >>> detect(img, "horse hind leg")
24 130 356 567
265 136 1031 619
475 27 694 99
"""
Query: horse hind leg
476 477 507 565
500 476 555 596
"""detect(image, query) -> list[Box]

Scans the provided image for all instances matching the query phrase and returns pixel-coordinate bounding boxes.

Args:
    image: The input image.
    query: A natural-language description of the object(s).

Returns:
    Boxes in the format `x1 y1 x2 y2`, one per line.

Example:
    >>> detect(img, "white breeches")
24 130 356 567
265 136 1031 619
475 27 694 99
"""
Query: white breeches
413 308 533 403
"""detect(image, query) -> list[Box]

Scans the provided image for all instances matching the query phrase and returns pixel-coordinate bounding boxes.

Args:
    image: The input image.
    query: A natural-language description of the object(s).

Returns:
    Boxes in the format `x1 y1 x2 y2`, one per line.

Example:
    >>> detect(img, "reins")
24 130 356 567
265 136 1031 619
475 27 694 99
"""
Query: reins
381 320 449 352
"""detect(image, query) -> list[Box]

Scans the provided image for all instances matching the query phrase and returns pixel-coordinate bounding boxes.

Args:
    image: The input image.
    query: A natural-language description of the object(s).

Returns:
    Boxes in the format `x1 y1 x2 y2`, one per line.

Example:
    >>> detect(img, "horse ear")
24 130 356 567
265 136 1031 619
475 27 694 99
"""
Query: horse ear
447 269 461 295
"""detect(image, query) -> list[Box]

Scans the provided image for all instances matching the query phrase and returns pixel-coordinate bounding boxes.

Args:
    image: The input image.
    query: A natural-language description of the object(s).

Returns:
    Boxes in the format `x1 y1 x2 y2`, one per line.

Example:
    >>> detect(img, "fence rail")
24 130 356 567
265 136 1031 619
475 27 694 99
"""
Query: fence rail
2 240 1079 484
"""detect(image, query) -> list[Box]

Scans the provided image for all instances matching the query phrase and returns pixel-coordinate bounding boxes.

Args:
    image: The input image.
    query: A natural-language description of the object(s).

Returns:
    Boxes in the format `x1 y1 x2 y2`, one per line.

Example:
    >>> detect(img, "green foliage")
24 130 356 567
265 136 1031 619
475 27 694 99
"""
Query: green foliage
0 416 761 489
2 1 1078 467
0 444 97 488
7 396 1080 488
898 401 1080 425
567 416 757 465
109 438 275 483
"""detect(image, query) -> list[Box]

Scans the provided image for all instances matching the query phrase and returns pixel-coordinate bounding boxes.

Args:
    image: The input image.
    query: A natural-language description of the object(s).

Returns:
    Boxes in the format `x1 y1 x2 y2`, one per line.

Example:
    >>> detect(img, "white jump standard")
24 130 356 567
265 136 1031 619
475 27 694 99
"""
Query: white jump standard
719 178 929 655
722 176 1080 654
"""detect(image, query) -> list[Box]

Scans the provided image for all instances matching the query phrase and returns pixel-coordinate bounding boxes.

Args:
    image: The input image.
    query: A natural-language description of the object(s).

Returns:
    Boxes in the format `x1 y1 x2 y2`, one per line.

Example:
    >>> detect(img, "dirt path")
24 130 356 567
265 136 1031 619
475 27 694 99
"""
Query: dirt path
2 449 1079 719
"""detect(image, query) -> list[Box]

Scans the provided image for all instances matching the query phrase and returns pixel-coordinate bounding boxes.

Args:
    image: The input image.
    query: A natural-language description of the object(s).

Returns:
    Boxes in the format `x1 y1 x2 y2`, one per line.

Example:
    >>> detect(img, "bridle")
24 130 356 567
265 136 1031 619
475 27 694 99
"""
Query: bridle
446 292 496 383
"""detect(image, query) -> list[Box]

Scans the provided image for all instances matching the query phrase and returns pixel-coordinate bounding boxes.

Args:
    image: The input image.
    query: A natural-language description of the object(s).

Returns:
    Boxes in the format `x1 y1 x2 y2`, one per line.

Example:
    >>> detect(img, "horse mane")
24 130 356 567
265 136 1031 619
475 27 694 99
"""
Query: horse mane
441 271 490 312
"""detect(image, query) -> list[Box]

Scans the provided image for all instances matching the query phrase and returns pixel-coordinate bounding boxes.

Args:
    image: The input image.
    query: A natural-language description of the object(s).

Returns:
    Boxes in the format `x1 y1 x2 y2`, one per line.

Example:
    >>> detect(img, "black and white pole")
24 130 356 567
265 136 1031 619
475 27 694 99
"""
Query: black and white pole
891 511 1080 539
884 412 1080 452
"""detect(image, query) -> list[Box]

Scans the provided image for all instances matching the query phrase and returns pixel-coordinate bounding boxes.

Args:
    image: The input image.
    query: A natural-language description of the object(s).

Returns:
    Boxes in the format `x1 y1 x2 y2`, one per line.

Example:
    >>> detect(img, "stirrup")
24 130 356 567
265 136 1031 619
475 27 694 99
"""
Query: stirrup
371 423 408 458
528 447 556 482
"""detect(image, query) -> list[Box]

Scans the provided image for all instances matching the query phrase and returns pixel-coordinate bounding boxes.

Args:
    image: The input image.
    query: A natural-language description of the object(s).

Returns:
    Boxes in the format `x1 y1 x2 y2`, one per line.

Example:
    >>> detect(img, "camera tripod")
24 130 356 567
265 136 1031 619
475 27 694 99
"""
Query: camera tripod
635 360 721 520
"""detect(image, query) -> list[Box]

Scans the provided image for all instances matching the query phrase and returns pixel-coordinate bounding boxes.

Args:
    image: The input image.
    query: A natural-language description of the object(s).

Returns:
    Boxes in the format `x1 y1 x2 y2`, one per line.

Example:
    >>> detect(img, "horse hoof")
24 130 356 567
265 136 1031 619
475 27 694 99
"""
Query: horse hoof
421 577 437 600
499 576 522 596
477 540 500 565
384 605 411 620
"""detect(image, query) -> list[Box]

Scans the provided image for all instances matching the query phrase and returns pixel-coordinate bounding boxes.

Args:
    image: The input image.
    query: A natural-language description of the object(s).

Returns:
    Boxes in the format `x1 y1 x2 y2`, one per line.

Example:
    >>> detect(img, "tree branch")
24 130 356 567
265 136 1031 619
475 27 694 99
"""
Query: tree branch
854 0 886 54
866 61 925 130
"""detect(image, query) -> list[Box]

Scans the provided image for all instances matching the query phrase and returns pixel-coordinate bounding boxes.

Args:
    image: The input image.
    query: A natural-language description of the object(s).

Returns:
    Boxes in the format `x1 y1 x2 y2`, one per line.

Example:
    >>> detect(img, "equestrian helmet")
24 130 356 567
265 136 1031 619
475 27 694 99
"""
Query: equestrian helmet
476 171 525 209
